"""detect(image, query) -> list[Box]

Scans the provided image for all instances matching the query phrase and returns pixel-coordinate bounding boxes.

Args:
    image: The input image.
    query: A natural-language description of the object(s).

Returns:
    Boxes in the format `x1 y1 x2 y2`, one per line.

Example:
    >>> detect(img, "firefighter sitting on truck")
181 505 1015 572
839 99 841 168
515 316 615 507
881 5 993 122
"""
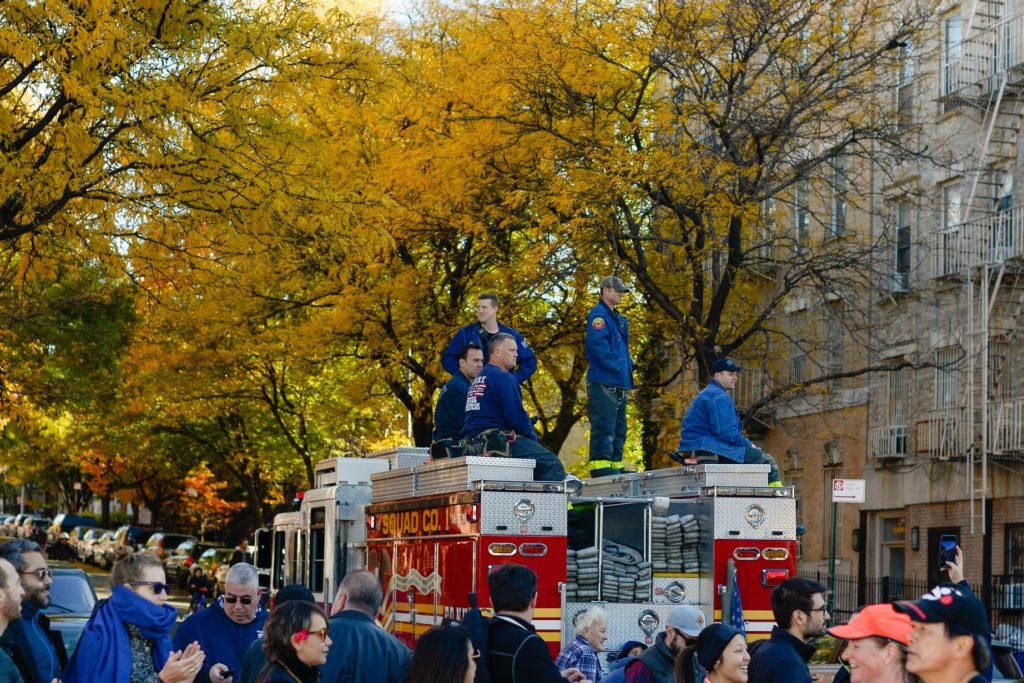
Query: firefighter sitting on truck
431 343 485 459
676 357 783 486
462 333 567 482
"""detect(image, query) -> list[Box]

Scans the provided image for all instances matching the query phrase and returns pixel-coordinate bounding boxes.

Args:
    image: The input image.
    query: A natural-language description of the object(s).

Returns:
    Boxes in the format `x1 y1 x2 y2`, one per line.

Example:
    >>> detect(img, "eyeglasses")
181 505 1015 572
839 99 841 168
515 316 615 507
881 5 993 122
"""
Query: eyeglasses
805 606 829 614
224 594 256 605
296 627 329 642
471 650 481 661
130 581 171 595
309 627 329 641
19 568 52 580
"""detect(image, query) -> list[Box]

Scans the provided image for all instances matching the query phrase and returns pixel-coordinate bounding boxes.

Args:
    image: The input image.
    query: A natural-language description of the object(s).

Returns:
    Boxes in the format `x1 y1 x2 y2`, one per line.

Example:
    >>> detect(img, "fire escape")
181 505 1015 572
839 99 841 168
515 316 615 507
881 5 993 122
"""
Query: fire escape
930 0 1024 533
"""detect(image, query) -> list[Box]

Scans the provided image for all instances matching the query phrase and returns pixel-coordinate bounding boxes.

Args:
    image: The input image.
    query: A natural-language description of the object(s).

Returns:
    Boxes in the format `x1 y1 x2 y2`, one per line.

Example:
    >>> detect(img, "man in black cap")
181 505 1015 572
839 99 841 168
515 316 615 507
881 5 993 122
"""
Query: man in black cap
585 275 635 477
677 357 782 485
893 584 991 683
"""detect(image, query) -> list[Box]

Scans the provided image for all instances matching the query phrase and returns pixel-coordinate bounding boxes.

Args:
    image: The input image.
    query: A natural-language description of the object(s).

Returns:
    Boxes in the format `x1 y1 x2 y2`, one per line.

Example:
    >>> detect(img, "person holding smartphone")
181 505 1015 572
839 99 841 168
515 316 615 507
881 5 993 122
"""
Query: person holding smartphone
173 563 268 683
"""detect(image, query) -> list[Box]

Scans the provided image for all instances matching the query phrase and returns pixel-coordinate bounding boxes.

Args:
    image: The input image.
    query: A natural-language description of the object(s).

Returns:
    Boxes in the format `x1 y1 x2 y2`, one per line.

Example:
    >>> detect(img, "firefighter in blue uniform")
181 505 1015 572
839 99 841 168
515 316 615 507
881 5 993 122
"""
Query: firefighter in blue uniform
585 275 635 477
431 343 485 458
677 357 783 485
462 333 566 481
442 293 536 384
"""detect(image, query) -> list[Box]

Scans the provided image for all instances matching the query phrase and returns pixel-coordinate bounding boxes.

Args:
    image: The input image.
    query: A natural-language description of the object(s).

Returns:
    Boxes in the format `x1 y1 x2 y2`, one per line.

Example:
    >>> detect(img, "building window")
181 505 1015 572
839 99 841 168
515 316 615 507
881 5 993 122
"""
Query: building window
1007 523 1024 574
825 304 844 390
894 201 912 291
758 197 776 259
896 42 914 129
992 171 1014 261
941 182 962 276
831 155 848 236
888 366 909 456
942 13 962 103
795 180 810 247
989 336 1010 400
935 346 961 409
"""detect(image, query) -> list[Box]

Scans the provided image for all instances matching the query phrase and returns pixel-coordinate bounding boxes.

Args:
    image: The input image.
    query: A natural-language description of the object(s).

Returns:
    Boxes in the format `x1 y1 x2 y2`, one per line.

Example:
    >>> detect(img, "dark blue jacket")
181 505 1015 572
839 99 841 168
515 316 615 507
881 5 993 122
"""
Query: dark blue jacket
463 364 536 440
678 380 752 461
585 301 634 389
172 596 268 682
0 632 25 683
746 626 814 683
318 610 409 683
433 371 472 441
6 603 65 683
442 323 536 384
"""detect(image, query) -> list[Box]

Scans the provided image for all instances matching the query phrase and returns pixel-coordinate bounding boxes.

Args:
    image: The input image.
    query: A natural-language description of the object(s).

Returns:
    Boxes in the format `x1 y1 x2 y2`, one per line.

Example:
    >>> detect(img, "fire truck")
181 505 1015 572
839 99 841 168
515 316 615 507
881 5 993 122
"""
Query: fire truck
257 447 797 663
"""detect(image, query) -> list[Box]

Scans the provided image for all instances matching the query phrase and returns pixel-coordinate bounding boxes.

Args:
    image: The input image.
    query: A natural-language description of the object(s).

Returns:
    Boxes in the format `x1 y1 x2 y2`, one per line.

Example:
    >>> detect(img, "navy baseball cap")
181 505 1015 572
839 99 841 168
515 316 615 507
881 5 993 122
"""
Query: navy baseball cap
711 358 742 374
892 584 990 637
600 275 630 293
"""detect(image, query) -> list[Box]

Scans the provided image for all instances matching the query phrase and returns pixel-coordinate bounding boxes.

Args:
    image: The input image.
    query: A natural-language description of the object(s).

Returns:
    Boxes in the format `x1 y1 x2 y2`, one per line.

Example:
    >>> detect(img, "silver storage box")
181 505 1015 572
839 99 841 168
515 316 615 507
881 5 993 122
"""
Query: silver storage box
371 467 418 503
583 465 769 497
415 457 535 497
365 446 431 470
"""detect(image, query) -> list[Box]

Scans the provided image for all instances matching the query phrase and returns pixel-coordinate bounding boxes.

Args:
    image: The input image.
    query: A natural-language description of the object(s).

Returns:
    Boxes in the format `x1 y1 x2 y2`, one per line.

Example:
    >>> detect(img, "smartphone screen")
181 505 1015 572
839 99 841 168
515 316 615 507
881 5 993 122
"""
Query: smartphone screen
938 535 957 571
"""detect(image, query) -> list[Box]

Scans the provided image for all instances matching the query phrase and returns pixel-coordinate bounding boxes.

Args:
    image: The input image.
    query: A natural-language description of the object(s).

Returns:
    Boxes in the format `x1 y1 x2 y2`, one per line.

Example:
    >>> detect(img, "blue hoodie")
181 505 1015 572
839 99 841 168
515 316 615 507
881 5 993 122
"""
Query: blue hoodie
462 364 536 440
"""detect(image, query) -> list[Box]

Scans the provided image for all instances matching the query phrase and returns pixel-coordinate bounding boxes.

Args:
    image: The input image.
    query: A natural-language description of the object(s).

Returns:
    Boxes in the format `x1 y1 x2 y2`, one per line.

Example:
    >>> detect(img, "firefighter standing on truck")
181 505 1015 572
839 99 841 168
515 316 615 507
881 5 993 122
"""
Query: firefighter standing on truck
462 333 566 481
585 275 634 477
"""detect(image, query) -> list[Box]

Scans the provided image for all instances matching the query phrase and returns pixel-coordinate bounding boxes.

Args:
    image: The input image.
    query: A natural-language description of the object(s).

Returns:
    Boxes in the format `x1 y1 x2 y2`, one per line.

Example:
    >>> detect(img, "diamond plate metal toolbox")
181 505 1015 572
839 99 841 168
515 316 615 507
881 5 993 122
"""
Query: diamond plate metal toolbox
315 457 390 488
365 446 431 470
582 465 770 497
564 601 711 666
371 468 418 503
712 496 797 540
415 457 535 497
651 575 704 605
480 490 567 535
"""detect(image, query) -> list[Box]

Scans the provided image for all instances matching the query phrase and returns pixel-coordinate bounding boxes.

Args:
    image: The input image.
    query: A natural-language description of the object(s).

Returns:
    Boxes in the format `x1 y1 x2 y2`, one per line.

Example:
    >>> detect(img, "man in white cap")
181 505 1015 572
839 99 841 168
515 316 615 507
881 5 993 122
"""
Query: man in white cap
621 605 705 683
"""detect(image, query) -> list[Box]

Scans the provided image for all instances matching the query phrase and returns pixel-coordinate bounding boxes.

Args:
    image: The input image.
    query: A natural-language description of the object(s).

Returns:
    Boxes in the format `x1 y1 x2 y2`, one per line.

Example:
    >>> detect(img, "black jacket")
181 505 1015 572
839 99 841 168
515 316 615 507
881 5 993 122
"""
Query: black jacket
747 626 815 683
625 632 676 683
1 610 67 683
488 614 564 683
319 610 410 683
254 658 320 683
0 641 24 683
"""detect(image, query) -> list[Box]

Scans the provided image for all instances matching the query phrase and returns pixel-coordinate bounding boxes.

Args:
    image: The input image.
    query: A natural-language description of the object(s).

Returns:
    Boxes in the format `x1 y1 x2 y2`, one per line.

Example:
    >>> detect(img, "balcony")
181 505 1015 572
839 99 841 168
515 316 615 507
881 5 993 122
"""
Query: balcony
869 425 908 459
943 13 1024 101
989 396 1024 454
932 205 1024 277
915 407 973 459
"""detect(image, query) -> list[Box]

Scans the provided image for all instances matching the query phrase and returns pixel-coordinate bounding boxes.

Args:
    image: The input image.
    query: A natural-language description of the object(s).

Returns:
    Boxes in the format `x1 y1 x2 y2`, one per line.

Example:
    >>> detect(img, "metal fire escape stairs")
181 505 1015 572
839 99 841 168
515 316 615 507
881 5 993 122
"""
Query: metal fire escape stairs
944 0 1024 534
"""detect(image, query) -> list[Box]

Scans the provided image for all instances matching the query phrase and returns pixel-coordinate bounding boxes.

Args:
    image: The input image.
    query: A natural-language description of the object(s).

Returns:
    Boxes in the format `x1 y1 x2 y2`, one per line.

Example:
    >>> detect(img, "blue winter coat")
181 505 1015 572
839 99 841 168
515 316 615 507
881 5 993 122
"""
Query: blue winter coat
433 371 472 441
746 626 815 683
585 301 634 389
442 322 537 384
678 379 752 461
462 364 537 440
172 596 268 683
319 610 410 683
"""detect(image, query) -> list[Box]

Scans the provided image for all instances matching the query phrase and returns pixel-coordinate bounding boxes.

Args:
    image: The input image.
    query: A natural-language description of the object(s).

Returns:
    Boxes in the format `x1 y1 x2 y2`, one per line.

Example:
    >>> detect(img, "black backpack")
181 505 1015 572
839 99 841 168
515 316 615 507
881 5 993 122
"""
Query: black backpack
462 592 495 683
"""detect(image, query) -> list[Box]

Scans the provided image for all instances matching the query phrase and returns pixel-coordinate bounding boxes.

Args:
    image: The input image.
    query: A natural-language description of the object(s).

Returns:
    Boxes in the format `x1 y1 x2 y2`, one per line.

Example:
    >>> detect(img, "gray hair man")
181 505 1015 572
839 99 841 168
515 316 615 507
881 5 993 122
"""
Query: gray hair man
320 570 411 683
0 539 67 683
172 562 267 683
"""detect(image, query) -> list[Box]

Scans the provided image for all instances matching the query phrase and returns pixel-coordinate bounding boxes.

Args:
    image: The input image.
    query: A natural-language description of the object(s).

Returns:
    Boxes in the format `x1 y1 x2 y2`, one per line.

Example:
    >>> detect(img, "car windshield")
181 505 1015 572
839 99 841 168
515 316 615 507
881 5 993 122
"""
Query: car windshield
45 572 96 614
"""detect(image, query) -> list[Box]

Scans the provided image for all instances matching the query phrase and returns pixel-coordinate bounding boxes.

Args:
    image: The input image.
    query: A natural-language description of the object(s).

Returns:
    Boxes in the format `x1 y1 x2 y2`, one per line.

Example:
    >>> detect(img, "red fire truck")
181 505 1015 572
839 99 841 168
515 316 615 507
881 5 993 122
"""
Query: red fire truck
262 448 797 663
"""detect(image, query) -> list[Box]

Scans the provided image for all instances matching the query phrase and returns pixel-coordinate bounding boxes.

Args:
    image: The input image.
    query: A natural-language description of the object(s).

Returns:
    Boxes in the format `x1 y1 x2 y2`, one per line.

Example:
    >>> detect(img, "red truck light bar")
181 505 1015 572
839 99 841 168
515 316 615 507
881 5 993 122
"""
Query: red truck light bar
733 548 761 560
519 543 548 557
762 568 790 586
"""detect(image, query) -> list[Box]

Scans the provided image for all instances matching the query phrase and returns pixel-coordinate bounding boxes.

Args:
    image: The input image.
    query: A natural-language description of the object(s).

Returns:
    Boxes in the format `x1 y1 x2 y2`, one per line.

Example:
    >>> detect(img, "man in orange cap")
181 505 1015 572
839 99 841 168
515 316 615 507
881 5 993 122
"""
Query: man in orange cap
827 604 912 683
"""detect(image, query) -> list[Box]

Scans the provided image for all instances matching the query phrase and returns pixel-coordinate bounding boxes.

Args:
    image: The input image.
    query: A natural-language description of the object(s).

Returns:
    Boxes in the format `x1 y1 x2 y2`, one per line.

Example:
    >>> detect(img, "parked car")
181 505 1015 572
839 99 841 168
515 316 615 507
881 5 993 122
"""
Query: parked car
49 513 99 543
111 525 156 555
94 530 118 568
8 513 30 538
0 514 15 534
79 528 111 564
144 532 197 561
20 517 51 544
69 526 100 560
197 547 235 595
43 565 97 655
165 540 217 589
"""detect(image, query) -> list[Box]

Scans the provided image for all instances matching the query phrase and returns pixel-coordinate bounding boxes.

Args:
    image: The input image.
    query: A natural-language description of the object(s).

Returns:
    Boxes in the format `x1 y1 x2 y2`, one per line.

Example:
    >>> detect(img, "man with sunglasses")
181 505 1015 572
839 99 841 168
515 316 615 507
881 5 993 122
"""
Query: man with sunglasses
173 562 268 683
0 540 66 683
748 577 830 683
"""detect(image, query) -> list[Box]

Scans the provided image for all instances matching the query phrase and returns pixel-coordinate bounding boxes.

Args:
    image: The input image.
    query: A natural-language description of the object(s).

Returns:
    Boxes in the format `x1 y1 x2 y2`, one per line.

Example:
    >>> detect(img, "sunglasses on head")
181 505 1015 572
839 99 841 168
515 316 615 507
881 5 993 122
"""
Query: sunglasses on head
224 594 256 605
130 581 171 595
